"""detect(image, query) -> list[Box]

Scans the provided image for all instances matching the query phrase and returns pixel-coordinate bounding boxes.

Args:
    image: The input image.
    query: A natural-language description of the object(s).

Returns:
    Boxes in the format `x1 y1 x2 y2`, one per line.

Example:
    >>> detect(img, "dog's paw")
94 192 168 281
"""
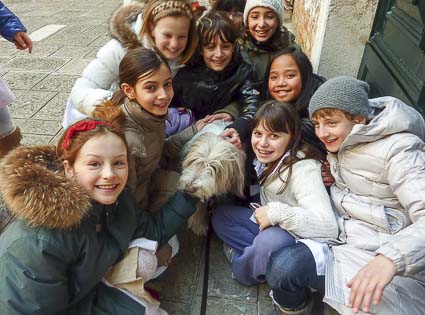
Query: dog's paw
188 217 209 236
187 203 209 236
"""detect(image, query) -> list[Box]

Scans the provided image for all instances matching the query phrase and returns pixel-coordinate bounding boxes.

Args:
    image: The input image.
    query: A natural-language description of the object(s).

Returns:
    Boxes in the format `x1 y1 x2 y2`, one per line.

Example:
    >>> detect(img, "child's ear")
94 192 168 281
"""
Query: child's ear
354 116 367 124
149 23 156 39
121 83 136 100
63 160 74 178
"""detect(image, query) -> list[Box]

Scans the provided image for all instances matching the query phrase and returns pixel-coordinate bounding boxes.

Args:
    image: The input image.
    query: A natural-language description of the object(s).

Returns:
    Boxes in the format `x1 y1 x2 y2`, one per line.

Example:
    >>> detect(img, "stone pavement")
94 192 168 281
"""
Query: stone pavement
0 0 275 314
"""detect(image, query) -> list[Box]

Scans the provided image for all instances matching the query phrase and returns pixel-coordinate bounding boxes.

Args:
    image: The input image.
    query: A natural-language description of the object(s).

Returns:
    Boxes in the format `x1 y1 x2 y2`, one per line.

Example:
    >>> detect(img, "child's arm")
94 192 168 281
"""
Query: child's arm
0 3 32 52
375 135 425 275
266 160 338 240
133 190 198 245
69 40 125 115
225 66 260 142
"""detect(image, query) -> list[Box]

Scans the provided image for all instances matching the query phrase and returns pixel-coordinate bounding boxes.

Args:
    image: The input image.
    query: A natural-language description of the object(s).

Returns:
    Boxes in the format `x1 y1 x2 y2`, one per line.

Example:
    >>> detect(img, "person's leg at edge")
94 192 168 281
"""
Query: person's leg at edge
0 106 21 157
266 242 325 311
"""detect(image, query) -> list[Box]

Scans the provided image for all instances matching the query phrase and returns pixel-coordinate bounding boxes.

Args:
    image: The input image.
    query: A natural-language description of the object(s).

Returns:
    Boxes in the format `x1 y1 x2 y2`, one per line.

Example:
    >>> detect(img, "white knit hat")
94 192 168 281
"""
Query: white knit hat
243 0 284 26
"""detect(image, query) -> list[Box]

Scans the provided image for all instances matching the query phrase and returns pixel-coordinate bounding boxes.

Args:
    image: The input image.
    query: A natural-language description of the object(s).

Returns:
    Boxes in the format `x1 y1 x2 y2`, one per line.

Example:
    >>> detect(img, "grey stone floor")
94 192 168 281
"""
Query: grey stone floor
0 0 275 314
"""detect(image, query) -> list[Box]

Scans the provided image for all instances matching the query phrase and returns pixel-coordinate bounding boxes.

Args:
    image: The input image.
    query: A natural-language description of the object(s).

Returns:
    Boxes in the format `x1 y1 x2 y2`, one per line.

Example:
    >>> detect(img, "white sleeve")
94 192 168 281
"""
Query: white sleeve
267 160 338 240
376 135 425 276
69 39 126 115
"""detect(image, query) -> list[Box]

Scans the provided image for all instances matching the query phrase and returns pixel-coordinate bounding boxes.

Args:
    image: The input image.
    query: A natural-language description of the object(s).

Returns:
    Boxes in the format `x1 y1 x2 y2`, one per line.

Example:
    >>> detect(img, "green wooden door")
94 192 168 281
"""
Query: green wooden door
358 0 425 115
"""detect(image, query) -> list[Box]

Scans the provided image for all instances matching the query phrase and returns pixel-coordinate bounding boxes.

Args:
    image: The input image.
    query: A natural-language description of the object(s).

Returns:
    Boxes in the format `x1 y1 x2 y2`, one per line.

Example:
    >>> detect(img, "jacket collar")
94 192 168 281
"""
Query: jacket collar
0 145 92 230
123 98 166 132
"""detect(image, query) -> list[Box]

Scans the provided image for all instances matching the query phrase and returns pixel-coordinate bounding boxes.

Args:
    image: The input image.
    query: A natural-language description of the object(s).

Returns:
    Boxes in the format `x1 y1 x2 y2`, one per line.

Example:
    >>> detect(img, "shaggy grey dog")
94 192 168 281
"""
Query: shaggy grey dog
178 122 246 235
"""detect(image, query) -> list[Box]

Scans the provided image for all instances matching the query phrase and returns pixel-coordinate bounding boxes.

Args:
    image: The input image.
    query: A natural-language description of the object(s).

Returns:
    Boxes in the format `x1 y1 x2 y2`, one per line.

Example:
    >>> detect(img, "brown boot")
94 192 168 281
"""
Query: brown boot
274 299 314 315
0 127 21 158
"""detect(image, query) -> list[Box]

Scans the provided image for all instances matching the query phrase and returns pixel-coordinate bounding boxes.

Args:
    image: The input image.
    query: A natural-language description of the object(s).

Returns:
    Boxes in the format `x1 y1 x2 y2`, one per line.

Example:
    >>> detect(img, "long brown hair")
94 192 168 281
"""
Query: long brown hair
140 0 198 64
253 100 325 194
94 47 170 124
113 47 169 105
198 11 240 46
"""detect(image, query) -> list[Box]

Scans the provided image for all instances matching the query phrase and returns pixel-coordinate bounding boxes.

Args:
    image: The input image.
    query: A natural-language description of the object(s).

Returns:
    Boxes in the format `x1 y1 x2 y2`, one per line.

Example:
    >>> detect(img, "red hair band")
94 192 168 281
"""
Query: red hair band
62 120 112 152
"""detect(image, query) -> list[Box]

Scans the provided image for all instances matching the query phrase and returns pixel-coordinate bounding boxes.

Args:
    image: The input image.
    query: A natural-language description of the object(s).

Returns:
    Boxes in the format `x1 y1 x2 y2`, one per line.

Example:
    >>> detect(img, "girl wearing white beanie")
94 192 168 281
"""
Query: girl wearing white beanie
239 0 296 82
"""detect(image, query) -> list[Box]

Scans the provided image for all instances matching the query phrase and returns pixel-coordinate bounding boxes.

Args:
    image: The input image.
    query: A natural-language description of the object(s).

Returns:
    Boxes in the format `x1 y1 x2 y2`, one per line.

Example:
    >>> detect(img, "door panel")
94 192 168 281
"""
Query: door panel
358 0 425 115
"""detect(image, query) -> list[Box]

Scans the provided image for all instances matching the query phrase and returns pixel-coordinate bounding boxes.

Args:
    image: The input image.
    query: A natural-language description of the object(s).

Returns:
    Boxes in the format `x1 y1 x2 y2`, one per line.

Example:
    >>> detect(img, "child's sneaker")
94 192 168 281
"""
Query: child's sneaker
222 243 236 263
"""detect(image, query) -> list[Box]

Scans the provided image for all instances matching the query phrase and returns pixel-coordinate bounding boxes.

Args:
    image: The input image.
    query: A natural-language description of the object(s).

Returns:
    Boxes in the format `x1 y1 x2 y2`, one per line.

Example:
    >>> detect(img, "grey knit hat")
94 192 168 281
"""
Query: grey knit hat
309 76 371 119
243 0 284 26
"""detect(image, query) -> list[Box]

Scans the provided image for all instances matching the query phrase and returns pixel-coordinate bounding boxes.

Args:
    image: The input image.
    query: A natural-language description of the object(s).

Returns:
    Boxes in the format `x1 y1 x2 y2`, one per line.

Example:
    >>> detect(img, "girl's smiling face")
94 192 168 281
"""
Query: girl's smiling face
64 133 128 205
151 16 190 60
122 63 174 116
247 7 279 43
268 54 302 103
251 121 291 164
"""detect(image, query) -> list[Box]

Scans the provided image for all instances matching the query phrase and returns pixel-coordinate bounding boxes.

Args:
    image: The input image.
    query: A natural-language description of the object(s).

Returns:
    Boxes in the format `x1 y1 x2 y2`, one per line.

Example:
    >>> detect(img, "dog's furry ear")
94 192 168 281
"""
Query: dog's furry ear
229 148 246 198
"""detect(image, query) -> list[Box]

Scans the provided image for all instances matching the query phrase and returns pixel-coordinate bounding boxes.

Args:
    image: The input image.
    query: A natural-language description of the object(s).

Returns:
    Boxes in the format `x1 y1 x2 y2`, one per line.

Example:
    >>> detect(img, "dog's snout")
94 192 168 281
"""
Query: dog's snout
184 184 197 194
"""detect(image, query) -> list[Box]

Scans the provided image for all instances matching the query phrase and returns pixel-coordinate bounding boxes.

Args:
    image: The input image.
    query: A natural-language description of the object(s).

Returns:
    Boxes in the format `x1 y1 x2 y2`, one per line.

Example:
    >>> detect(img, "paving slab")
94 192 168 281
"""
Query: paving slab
7 90 57 119
2 56 69 71
13 44 62 58
33 73 80 92
2 71 50 90
14 118 62 136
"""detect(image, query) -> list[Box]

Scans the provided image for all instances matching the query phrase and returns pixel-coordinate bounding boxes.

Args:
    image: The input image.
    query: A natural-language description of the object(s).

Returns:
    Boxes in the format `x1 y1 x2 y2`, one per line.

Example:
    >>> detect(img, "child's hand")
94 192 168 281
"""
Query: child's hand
347 255 396 313
321 161 335 187
194 118 208 131
254 205 271 231
204 113 233 123
13 32 33 53
220 128 242 150
155 243 172 267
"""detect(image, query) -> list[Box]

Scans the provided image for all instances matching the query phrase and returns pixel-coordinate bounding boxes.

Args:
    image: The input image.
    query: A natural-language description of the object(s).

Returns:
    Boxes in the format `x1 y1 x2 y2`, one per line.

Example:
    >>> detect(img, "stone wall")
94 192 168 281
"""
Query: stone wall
317 0 378 78
292 0 321 59
291 0 378 78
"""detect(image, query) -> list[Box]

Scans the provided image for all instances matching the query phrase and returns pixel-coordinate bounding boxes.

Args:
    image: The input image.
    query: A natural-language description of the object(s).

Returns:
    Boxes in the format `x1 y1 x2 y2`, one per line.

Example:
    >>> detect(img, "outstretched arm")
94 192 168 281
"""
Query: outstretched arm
0 2 32 52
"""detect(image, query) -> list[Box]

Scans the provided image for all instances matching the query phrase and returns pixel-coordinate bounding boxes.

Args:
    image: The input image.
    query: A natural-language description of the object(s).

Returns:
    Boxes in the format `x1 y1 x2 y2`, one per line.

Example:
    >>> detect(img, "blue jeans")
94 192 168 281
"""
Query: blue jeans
211 205 295 286
266 242 325 309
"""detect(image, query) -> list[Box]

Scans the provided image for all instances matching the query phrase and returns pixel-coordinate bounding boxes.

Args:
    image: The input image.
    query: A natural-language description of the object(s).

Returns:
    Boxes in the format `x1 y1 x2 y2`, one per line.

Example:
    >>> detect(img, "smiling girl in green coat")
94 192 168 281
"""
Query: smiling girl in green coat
0 119 198 315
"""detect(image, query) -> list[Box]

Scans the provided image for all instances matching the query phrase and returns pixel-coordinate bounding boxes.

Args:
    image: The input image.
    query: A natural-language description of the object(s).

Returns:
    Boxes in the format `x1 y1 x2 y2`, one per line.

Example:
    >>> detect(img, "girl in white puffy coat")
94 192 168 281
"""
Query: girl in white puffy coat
63 0 198 127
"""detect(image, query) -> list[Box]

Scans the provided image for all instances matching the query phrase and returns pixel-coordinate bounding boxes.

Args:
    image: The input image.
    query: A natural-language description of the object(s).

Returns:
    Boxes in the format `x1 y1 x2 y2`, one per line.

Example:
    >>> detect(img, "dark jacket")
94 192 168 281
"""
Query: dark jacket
0 145 197 315
239 27 295 82
0 2 26 42
171 45 260 141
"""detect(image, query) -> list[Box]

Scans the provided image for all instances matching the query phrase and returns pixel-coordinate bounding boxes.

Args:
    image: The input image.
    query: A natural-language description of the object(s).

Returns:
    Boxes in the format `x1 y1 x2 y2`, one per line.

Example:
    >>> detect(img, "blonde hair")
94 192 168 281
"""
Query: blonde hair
311 108 358 121
140 0 198 64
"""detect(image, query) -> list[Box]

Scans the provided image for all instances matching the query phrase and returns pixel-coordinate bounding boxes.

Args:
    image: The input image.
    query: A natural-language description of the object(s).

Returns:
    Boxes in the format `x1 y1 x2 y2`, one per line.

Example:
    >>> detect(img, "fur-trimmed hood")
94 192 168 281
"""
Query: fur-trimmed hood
110 3 146 49
0 145 91 230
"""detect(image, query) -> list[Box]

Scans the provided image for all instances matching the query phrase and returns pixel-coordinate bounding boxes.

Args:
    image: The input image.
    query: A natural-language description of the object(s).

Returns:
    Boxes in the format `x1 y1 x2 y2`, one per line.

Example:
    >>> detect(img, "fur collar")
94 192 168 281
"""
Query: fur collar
0 145 91 230
110 3 146 49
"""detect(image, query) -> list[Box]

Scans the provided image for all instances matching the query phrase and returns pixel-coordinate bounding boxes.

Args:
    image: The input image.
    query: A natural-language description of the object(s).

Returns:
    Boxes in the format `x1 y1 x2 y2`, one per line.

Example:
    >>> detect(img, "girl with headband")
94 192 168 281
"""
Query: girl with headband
63 0 198 128
0 119 199 315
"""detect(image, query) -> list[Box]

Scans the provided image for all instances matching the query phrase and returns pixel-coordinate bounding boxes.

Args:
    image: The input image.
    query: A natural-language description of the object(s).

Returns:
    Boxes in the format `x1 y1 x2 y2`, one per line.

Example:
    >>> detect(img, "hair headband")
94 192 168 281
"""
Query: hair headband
62 120 113 152
151 0 193 20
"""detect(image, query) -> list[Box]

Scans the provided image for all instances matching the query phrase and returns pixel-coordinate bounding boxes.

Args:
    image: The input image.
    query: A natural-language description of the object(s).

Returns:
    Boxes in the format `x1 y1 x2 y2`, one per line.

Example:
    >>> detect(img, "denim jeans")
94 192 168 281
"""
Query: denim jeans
212 205 295 286
266 242 325 309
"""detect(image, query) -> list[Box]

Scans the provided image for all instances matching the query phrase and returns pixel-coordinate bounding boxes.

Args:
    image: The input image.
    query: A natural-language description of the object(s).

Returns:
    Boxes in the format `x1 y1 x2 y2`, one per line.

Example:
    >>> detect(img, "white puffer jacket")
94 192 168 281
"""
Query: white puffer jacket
324 96 425 314
63 4 184 127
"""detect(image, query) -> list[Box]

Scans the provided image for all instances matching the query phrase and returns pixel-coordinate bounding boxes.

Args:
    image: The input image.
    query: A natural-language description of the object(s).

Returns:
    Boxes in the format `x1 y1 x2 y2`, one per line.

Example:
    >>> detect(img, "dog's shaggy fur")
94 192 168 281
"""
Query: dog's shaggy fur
178 124 246 235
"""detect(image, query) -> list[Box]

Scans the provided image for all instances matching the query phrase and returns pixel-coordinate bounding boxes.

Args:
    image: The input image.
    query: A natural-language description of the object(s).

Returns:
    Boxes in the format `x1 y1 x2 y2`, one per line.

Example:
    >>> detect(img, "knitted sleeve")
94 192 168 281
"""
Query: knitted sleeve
267 160 338 240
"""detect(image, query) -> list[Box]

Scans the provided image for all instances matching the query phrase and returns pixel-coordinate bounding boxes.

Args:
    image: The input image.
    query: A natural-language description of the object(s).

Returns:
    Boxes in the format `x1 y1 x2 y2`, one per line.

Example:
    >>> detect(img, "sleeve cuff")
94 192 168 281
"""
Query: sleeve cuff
267 202 289 226
376 245 406 275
